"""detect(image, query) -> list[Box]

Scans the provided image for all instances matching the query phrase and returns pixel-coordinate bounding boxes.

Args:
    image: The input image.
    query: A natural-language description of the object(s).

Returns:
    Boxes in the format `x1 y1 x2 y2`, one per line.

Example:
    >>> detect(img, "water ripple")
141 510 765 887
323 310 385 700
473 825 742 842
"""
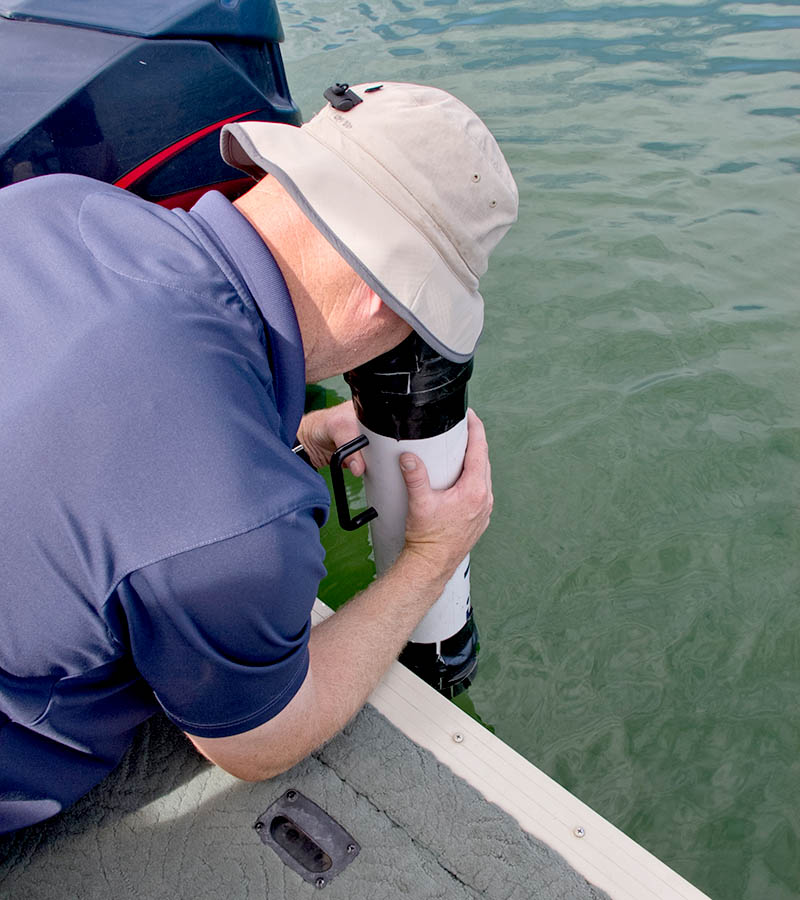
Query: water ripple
283 2 800 896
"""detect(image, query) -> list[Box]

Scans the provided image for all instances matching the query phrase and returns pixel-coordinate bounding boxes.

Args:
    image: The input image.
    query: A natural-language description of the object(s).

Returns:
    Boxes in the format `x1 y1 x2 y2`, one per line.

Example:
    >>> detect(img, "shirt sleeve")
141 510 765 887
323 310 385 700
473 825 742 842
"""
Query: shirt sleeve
115 506 327 738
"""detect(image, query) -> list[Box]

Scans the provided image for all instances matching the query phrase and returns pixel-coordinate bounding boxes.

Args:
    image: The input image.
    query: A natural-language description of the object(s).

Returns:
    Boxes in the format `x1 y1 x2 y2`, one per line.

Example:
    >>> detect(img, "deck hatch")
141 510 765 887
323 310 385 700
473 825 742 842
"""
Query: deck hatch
255 790 360 888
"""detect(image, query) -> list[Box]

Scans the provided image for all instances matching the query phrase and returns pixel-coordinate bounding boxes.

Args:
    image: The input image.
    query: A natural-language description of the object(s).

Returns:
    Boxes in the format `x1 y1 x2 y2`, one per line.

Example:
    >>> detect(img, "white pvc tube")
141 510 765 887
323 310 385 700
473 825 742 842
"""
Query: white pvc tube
360 417 471 645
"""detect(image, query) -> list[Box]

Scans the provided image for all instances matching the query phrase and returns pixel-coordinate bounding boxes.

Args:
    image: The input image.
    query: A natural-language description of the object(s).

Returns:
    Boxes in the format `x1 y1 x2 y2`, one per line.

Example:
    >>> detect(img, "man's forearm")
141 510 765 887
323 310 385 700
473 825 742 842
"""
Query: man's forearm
304 547 451 733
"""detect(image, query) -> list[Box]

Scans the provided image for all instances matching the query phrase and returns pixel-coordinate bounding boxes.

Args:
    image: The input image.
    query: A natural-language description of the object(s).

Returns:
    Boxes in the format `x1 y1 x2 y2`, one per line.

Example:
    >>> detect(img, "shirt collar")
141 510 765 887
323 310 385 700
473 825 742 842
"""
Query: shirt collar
187 190 306 445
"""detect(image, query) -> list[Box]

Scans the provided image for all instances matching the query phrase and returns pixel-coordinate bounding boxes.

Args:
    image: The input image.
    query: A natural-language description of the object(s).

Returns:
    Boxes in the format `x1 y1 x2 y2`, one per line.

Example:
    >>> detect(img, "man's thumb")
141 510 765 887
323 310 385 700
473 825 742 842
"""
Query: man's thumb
399 453 429 494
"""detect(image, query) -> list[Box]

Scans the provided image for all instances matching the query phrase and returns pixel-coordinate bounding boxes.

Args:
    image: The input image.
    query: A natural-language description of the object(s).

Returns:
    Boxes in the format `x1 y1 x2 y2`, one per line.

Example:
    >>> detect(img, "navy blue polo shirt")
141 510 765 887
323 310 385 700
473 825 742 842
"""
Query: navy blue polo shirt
0 175 330 833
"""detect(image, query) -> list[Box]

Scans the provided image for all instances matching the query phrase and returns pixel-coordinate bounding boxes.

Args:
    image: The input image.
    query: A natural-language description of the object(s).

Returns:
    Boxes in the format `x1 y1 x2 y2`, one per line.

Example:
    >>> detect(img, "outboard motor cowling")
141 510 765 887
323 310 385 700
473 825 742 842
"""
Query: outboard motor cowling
0 0 300 207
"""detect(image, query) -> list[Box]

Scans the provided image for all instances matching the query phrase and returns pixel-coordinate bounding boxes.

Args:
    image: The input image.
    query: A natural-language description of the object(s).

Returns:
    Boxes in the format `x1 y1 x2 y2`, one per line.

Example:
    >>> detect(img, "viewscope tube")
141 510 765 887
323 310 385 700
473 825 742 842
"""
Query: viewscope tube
337 333 479 696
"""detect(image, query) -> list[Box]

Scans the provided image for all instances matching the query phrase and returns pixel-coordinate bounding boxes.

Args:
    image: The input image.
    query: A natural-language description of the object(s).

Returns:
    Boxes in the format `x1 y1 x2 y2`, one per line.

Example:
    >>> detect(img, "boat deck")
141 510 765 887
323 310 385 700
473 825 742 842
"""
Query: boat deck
0 707 609 900
0 602 708 899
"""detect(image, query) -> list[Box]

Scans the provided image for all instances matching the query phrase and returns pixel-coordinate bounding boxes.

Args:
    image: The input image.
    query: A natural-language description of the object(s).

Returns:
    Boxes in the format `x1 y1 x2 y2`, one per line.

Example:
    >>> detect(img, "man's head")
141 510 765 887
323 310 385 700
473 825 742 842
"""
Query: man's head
222 82 518 365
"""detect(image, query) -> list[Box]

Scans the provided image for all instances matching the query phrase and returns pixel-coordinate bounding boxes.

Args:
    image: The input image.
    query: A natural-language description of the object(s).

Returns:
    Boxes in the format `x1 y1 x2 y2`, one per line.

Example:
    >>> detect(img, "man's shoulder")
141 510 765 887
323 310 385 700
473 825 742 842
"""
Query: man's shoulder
5 175 235 309
2 173 197 251
1 172 128 209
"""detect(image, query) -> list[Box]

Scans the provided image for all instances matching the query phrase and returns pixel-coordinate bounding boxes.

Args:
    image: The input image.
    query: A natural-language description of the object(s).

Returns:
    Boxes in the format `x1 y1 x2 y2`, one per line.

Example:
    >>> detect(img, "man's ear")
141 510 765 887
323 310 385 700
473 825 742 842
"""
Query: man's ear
367 289 383 316
350 276 383 318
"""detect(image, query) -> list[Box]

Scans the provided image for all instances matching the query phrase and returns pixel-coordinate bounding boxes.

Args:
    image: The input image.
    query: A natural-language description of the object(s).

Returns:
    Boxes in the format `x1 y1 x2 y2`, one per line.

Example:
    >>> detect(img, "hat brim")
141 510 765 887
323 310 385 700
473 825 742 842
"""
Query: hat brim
221 121 481 363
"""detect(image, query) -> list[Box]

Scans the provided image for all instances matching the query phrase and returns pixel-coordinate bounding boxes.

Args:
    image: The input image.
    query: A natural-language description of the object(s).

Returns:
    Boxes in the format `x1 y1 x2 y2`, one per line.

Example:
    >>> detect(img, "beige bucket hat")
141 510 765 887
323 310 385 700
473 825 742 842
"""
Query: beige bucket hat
221 82 518 362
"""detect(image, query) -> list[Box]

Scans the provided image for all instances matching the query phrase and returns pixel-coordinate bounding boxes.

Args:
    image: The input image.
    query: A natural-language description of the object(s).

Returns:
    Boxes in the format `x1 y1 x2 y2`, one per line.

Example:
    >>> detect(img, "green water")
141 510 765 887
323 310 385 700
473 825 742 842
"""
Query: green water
279 2 800 897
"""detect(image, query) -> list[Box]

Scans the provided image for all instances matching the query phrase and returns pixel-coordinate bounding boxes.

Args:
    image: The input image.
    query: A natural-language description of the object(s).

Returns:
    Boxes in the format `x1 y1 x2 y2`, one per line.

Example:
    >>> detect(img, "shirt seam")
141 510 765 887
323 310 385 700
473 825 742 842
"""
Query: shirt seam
174 207 268 351
77 192 268 354
77 193 225 304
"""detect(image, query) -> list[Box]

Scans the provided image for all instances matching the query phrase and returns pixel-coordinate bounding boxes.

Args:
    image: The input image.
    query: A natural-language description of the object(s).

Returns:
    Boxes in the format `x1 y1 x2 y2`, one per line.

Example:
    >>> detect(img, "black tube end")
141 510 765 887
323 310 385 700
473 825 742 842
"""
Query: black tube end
345 333 473 440
399 613 479 698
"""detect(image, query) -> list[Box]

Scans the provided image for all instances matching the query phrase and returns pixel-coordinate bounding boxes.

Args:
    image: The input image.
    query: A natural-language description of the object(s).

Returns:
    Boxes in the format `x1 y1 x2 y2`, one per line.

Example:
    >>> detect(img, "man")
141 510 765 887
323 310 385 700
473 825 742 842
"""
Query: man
0 82 518 832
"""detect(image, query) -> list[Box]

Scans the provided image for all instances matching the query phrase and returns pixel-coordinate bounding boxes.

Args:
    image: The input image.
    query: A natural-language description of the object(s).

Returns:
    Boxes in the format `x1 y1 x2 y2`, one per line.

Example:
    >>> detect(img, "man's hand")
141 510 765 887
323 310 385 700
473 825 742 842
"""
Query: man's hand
296 401 365 475
297 403 492 581
399 409 493 582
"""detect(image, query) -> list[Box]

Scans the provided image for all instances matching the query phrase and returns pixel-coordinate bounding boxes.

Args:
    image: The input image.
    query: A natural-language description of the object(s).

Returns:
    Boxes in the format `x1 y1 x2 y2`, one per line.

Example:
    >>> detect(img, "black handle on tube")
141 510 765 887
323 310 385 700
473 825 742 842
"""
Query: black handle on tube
330 435 378 531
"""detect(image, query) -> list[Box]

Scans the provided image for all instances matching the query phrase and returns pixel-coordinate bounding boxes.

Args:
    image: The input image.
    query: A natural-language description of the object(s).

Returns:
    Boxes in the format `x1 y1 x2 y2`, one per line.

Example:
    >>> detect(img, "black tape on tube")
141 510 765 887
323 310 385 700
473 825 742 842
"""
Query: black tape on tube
344 333 473 440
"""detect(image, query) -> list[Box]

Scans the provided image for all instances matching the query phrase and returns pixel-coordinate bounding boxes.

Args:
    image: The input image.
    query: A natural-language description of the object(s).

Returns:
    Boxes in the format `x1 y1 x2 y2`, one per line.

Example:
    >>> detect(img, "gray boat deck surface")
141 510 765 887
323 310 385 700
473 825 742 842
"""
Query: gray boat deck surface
0 705 610 899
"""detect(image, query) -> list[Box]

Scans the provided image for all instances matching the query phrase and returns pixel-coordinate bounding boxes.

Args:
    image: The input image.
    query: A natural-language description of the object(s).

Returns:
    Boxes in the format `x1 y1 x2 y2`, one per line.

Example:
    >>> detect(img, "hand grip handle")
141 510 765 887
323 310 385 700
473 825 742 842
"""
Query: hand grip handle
329 435 378 531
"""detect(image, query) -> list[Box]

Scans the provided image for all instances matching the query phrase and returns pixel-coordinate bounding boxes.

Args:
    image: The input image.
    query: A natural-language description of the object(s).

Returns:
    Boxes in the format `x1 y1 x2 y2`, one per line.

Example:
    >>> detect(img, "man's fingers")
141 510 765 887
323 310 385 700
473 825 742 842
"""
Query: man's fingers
461 409 490 481
298 401 366 471
466 408 488 452
399 412 493 578
399 453 430 497
345 453 365 477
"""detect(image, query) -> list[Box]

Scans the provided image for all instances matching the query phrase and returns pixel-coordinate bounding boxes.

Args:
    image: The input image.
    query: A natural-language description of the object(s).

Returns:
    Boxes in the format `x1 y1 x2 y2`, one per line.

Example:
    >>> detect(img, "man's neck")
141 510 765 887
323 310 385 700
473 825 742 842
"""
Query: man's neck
234 179 355 382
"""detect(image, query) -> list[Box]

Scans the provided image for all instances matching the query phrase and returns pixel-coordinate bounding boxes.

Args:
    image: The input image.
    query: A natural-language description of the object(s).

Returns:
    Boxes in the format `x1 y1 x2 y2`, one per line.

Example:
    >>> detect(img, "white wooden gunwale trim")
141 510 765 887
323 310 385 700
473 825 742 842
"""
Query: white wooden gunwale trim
312 599 709 900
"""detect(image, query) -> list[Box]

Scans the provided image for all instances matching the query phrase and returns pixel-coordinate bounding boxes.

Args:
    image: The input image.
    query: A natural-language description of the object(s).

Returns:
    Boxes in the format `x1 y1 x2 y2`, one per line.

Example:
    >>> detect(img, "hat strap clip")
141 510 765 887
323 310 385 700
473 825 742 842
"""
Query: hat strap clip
324 83 363 112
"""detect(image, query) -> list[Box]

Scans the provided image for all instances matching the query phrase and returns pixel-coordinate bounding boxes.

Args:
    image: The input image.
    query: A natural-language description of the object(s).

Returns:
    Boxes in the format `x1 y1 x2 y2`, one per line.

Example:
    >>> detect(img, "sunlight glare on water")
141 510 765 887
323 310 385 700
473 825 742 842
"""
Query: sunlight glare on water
279 2 800 897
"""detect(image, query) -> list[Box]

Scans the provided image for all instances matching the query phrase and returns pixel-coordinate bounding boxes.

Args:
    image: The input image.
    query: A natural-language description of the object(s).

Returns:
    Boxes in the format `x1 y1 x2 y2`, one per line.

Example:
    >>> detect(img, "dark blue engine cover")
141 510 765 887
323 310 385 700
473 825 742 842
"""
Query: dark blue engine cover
1 0 284 39
0 0 301 206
